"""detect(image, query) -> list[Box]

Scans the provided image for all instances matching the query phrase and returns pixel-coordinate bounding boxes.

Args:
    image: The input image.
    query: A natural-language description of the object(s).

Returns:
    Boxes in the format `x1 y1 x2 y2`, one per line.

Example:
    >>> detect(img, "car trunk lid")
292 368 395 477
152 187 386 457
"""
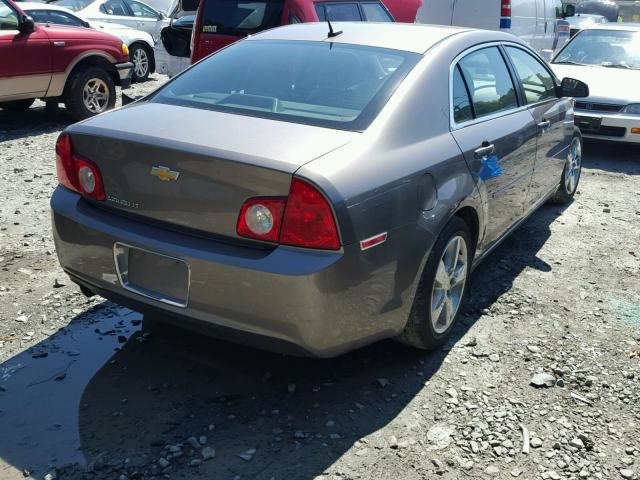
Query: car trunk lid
66 102 354 241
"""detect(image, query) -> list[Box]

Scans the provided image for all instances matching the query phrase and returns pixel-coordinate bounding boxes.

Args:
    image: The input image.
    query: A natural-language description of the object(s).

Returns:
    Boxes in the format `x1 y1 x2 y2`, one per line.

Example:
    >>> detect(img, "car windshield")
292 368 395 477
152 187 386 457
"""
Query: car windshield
554 29 640 69
50 0 95 11
151 40 421 131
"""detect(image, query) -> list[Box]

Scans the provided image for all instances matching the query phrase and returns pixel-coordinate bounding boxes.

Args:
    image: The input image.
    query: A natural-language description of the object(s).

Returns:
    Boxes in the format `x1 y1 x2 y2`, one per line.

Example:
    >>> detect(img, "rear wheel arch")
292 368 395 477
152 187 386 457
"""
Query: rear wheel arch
453 205 479 257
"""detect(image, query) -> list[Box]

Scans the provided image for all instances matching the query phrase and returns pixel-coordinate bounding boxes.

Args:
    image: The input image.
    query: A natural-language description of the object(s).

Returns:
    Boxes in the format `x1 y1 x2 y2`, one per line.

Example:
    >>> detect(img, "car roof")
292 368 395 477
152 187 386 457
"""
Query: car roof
250 22 501 54
587 22 640 31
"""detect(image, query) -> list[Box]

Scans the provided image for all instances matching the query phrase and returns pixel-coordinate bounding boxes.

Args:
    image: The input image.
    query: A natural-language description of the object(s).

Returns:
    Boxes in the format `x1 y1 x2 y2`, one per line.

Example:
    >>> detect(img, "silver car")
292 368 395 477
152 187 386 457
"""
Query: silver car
51 22 588 357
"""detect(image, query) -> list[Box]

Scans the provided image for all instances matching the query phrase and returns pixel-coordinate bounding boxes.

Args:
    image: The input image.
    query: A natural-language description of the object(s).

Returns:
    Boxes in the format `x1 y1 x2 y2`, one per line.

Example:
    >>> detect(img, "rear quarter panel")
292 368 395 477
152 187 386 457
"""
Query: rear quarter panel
297 33 486 321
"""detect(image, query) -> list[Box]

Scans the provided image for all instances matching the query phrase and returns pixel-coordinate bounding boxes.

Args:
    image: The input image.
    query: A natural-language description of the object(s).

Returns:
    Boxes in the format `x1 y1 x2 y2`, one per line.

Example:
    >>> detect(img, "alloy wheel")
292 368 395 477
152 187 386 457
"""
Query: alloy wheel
565 137 582 194
430 235 468 334
133 48 149 79
82 78 109 113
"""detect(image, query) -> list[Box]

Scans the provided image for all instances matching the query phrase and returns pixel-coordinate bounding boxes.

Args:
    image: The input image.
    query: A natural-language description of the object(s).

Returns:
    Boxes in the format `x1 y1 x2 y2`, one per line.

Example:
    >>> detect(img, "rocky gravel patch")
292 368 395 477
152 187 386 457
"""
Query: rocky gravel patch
1 83 639 480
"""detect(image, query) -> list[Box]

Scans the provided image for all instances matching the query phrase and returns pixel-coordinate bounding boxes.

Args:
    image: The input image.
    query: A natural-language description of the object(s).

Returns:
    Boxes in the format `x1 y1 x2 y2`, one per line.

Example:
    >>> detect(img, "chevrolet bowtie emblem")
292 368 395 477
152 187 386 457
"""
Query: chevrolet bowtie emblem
150 166 180 181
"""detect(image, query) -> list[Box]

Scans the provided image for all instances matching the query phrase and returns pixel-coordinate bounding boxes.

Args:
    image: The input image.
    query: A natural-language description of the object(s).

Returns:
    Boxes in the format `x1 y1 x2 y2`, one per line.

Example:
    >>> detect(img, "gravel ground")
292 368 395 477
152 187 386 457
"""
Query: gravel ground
1 76 639 480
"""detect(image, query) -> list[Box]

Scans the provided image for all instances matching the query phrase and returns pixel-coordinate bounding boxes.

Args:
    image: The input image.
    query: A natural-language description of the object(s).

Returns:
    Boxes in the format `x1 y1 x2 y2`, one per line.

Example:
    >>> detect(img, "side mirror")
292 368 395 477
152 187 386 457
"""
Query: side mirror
19 15 35 34
559 77 589 98
157 11 164 20
83 21 91 28
564 4 575 17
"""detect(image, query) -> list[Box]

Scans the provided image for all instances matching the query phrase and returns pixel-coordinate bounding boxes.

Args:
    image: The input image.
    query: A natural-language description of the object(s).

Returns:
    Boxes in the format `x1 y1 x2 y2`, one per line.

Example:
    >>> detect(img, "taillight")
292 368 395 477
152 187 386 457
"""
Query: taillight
500 0 511 17
280 179 340 250
236 178 340 250
236 198 286 242
55 133 106 201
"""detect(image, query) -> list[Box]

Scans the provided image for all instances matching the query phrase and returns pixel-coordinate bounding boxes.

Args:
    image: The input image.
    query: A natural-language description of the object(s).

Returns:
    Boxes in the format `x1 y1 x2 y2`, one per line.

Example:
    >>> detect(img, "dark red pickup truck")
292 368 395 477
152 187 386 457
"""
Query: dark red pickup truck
0 0 132 119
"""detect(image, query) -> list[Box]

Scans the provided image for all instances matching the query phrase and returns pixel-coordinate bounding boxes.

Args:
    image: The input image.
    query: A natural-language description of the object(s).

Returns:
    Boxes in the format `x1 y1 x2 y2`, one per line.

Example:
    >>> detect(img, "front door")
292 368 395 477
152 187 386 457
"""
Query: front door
504 45 568 208
124 0 163 40
450 46 537 247
0 0 51 100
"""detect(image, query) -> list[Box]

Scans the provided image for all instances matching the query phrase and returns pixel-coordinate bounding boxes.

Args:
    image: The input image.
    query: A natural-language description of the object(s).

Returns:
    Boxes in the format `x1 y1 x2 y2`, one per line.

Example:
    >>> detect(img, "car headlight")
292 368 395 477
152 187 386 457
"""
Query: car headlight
622 104 640 115
121 43 129 56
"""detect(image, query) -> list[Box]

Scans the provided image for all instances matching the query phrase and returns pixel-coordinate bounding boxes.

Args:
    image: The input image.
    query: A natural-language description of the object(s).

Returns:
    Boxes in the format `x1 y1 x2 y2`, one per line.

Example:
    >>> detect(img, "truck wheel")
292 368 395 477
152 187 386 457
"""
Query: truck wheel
0 99 35 111
395 217 472 350
64 66 115 121
130 43 151 82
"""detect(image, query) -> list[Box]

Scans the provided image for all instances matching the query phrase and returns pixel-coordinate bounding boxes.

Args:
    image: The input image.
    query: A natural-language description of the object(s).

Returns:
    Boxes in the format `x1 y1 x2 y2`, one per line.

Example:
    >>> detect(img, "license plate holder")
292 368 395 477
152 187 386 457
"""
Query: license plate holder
114 243 190 308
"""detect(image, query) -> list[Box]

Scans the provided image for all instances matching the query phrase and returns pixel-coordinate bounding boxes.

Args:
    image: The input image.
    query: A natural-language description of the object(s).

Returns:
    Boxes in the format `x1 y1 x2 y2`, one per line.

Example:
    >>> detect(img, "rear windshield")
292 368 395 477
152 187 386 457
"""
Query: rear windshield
200 0 283 35
50 0 95 11
151 40 421 131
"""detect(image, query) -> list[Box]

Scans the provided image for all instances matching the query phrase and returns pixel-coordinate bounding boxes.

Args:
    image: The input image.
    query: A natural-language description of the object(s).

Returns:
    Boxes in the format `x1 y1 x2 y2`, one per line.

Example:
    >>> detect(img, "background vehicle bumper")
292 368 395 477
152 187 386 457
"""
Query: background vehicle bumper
575 111 640 144
51 187 423 357
115 62 133 89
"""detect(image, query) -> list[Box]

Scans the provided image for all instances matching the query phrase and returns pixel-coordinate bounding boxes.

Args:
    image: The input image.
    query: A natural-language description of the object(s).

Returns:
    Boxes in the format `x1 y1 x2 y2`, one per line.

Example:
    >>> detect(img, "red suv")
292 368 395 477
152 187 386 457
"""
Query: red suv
190 0 422 63
0 0 133 119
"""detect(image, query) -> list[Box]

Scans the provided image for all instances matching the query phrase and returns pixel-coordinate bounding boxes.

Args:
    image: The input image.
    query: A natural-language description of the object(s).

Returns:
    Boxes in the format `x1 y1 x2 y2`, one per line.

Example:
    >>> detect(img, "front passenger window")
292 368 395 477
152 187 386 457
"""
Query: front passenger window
458 47 518 119
0 0 19 31
505 47 556 104
100 0 129 16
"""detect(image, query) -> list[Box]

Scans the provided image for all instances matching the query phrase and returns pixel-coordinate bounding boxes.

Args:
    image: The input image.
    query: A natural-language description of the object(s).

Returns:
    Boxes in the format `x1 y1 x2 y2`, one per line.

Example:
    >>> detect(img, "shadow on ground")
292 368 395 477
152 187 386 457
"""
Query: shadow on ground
0 199 569 479
581 140 640 175
0 105 71 143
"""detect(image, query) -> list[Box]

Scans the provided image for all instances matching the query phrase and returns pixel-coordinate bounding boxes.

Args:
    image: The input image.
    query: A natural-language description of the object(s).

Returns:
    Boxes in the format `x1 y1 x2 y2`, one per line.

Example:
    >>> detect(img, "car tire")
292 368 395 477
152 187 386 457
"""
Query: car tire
0 99 35 112
64 66 116 121
396 216 472 350
550 134 582 204
130 43 151 82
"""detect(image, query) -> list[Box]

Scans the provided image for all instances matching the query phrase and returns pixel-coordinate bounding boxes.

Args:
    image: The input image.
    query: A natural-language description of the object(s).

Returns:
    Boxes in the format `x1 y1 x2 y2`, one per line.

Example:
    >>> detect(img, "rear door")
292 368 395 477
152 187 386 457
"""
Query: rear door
503 44 568 208
97 0 138 28
450 0 497 30
450 45 537 246
0 0 52 100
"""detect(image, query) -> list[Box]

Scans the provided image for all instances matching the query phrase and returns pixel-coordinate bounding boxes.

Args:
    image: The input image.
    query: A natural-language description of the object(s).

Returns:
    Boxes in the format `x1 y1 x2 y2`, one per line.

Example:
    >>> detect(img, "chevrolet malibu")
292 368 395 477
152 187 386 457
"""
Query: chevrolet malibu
51 22 588 357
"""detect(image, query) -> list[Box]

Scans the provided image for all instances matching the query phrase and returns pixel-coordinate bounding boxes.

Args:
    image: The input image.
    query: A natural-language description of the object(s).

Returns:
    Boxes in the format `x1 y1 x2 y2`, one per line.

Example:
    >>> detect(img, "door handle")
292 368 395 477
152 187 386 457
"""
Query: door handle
538 120 551 130
53 41 65 47
474 143 495 158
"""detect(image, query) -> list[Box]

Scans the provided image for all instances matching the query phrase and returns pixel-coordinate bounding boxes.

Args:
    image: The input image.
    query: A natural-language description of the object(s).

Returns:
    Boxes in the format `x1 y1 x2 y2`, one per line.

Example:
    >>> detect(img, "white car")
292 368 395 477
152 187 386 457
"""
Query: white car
22 2 156 81
48 0 168 42
551 23 640 144
415 0 569 59
564 13 607 37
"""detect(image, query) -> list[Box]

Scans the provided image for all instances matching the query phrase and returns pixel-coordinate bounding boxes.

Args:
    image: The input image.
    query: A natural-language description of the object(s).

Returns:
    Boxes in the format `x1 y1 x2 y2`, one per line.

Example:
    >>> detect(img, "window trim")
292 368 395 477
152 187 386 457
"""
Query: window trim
501 43 560 108
449 42 525 131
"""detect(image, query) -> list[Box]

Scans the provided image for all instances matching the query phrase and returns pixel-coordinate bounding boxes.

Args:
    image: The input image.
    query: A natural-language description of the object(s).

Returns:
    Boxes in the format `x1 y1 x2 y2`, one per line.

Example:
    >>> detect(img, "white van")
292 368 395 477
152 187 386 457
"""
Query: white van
415 0 568 59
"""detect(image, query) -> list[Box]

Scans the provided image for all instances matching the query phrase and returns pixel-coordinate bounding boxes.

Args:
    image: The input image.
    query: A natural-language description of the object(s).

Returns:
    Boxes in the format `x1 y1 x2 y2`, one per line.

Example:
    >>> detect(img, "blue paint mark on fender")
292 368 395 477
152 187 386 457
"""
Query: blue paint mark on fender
478 155 503 181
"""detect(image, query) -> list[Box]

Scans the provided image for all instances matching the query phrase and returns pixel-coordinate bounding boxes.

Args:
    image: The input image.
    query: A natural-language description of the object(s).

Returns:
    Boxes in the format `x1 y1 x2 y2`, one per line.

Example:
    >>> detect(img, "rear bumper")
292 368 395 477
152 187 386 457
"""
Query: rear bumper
51 187 419 357
575 110 640 144
115 61 133 89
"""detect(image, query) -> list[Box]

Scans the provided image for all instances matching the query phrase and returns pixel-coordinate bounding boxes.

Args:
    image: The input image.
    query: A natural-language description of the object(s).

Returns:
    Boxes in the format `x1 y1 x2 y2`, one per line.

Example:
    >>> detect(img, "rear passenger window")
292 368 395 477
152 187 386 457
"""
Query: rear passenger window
458 47 518 119
324 3 362 21
360 2 392 21
505 47 556 104
452 66 473 123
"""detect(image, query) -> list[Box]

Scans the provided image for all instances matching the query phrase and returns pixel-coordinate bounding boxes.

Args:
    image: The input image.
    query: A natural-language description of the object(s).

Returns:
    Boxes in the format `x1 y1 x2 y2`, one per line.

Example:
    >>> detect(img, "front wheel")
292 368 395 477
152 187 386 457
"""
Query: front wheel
64 66 116 121
396 217 472 350
550 134 582 204
130 43 151 82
